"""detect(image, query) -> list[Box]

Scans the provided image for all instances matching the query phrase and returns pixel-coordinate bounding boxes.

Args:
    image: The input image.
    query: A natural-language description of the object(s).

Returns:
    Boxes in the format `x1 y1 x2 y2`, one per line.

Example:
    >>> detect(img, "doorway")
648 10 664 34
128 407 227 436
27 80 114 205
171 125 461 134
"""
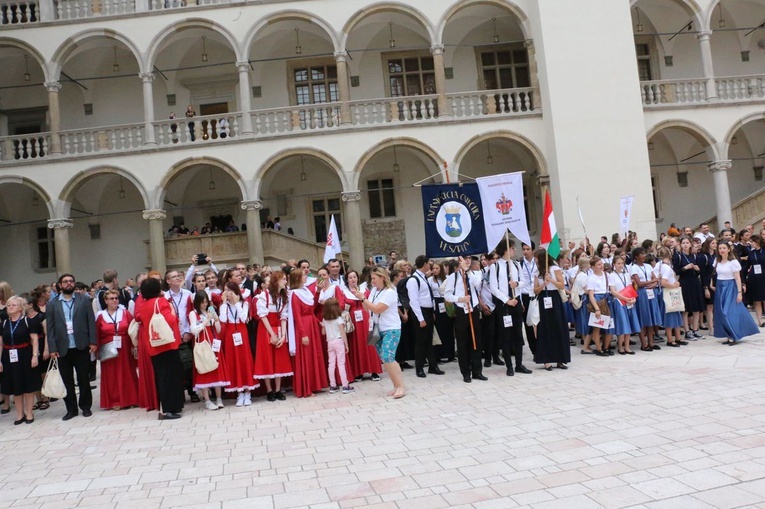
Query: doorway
199 102 228 140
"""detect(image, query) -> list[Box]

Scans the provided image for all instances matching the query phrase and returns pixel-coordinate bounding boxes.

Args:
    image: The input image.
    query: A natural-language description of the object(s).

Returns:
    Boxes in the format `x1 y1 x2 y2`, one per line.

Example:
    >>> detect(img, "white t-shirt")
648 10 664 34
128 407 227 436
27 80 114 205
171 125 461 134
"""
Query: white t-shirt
630 263 653 282
716 260 741 280
369 287 399 332
608 271 631 292
322 317 344 341
586 272 609 294
658 262 676 285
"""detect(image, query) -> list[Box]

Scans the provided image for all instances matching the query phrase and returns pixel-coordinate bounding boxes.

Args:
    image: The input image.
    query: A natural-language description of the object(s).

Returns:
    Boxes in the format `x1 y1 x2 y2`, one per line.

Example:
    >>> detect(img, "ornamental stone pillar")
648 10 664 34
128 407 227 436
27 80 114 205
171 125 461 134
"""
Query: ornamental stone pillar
48 218 72 275
45 81 62 154
430 45 452 117
698 31 718 100
334 52 353 124
142 209 166 273
241 200 264 265
342 191 364 270
236 62 254 135
708 160 733 226
140 72 156 145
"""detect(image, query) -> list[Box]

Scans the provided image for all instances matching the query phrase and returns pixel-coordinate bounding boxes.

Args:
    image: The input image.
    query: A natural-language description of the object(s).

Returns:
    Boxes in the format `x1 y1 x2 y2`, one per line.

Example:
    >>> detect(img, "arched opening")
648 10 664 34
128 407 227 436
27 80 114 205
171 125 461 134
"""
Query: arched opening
647 123 718 229
726 118 765 223
355 140 443 259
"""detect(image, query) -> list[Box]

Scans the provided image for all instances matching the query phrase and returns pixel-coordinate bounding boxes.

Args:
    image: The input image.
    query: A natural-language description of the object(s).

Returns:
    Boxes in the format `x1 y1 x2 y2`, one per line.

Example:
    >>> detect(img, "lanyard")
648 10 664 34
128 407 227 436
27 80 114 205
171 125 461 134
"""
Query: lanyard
523 259 536 281
637 264 648 281
8 318 21 344
227 303 238 322
107 309 120 333
169 291 182 314
62 299 74 320
682 253 692 266
267 291 283 313
617 271 628 288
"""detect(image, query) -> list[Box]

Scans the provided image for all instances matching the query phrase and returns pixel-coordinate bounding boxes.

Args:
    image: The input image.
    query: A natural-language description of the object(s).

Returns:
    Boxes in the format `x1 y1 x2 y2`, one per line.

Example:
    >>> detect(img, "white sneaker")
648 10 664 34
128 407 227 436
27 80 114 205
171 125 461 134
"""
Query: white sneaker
205 400 218 411
235 393 244 407
243 392 252 406
216 399 224 409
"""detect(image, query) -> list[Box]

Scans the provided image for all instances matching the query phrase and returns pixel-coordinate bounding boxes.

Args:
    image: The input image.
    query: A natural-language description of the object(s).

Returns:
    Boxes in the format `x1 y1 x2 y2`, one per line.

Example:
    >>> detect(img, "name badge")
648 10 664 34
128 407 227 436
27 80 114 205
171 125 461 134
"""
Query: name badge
369 320 374 332
438 303 446 314
543 297 553 309
9 349 18 363
66 320 74 335
354 310 364 322
232 332 243 346
627 304 634 310
646 289 655 300
212 339 222 352
755 265 763 275
113 335 122 349
503 315 513 328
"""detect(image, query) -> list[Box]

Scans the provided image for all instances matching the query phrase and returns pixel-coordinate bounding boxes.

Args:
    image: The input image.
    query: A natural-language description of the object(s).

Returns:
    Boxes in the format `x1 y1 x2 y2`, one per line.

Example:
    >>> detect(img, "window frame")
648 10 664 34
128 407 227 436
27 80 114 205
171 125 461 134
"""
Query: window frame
634 36 660 82
381 50 437 98
474 43 531 91
287 57 340 107
309 194 344 244
366 177 397 219
34 225 56 271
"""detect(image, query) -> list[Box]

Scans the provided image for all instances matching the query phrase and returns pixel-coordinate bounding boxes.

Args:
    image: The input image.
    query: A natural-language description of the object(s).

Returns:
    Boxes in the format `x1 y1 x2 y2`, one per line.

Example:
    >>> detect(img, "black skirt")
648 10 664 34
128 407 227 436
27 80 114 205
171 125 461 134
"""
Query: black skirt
679 273 705 313
533 290 571 365
1 347 42 396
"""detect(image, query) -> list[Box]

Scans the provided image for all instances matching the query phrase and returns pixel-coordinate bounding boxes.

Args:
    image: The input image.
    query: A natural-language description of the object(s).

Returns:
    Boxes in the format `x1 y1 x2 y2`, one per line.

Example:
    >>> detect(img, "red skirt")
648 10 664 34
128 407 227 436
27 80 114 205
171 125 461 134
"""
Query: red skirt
137 334 158 411
293 314 328 397
193 338 231 390
222 322 258 392
346 306 382 378
100 344 139 409
253 312 293 379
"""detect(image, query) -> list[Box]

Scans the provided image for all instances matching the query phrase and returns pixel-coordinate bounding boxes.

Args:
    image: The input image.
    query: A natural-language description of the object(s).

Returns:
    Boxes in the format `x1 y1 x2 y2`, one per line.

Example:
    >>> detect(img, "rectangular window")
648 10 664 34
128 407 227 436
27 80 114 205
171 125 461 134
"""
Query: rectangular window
312 196 342 244
479 45 530 90
367 178 396 218
636 43 653 81
292 62 339 128
384 52 438 119
36 226 56 270
651 175 660 218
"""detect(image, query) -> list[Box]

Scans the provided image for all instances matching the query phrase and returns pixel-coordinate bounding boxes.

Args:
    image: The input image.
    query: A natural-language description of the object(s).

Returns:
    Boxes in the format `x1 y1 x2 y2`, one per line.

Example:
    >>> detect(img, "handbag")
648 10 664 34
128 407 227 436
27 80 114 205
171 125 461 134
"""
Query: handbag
342 310 355 334
663 287 686 313
193 329 219 374
128 319 139 347
586 274 611 316
98 341 119 362
526 298 540 326
367 322 381 346
149 299 175 348
41 358 67 399
570 291 582 310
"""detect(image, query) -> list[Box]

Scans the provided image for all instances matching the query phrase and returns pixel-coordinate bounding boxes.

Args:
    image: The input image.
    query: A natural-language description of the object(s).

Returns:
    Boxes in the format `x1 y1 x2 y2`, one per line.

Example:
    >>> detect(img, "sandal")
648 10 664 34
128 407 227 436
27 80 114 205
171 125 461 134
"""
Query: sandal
640 346 652 352
580 349 592 355
39 402 50 410
32 402 41 411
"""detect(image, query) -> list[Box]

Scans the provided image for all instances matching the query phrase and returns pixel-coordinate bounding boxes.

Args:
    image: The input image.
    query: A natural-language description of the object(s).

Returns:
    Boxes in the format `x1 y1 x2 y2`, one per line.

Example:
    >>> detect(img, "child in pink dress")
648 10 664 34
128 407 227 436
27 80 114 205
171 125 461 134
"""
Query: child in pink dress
321 298 354 394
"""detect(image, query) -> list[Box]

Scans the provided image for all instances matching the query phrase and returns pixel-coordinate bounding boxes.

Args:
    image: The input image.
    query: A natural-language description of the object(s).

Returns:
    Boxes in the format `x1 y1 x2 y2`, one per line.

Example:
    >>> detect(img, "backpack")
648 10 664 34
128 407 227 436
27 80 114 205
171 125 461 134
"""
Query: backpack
396 277 413 309
149 299 175 348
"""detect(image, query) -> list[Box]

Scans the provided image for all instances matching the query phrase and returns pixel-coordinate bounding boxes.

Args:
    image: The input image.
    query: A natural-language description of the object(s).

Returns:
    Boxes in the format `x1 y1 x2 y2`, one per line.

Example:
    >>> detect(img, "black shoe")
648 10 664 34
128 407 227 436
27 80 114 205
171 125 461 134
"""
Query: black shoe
62 412 77 421
463 376 471 383
354 375 363 382
400 362 413 370
13 417 26 425
473 374 488 381
0 408 10 414
483 359 491 368
82 409 92 417
428 368 445 375
416 370 426 378
371 373 381 381
515 366 533 374
274 391 286 401
492 357 505 366
163 412 182 420
190 393 201 403
266 392 276 402
506 368 515 377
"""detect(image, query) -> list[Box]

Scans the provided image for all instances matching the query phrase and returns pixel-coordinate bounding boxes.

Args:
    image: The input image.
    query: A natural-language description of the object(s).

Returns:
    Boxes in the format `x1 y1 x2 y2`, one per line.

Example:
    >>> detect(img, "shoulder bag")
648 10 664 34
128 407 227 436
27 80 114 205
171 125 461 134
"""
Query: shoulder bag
193 327 219 374
149 299 176 348
98 340 119 362
586 274 611 316
41 358 67 399
663 287 685 313
367 289 382 346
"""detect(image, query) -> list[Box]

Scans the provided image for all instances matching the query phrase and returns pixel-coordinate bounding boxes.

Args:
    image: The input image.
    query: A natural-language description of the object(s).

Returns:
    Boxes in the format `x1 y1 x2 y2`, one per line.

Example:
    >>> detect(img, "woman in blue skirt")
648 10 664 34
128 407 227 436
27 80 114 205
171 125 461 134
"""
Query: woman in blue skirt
571 258 592 354
608 255 639 354
657 248 682 347
714 242 759 344
630 247 662 351
586 257 613 356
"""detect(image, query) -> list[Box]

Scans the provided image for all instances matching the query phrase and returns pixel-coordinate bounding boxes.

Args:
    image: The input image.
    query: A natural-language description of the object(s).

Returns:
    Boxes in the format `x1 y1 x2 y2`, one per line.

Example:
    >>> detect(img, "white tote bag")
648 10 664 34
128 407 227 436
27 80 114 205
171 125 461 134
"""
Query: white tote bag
526 298 540 326
149 300 176 348
193 329 219 374
42 357 67 399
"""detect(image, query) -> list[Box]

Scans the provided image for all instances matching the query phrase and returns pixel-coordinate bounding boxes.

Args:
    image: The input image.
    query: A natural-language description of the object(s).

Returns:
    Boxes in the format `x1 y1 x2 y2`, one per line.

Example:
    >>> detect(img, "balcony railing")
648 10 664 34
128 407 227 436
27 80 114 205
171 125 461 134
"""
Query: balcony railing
149 0 228 11
154 112 240 146
251 103 341 135
1 133 50 160
641 79 708 106
349 95 438 125
716 75 765 101
60 123 144 155
447 88 535 118
55 0 133 19
1 0 38 23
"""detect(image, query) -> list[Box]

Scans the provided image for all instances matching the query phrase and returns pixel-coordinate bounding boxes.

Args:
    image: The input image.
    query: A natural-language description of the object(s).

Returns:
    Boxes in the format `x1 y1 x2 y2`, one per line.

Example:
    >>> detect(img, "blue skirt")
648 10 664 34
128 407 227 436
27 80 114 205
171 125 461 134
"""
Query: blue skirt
664 311 683 328
713 279 759 341
656 287 665 317
563 299 575 324
589 293 614 334
609 298 640 335
574 295 589 336
636 287 662 328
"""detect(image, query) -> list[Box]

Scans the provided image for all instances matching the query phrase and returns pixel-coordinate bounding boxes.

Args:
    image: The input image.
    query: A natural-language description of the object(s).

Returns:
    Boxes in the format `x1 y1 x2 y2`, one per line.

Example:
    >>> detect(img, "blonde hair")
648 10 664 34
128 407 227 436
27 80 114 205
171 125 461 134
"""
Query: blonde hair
370 267 394 290
0 281 13 303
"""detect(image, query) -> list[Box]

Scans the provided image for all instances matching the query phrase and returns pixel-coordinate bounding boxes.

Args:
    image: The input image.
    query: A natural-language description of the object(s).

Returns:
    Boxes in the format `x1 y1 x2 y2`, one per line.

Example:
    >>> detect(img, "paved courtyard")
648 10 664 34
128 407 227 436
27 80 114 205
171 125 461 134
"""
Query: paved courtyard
2 331 765 509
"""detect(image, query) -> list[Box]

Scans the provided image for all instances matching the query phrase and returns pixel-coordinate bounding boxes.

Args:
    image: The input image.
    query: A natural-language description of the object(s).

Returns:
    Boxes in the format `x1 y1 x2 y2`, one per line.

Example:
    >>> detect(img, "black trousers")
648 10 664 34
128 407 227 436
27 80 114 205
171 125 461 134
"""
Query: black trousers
455 308 483 377
521 294 537 354
396 310 415 363
493 299 525 369
151 349 185 414
414 307 437 370
481 310 498 362
58 347 93 415
433 298 455 361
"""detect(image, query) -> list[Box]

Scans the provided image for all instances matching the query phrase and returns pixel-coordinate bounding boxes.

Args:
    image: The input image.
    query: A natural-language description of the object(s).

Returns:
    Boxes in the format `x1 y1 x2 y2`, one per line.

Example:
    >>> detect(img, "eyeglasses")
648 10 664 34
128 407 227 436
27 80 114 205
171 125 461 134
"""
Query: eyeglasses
105 297 119 301
61 279 75 284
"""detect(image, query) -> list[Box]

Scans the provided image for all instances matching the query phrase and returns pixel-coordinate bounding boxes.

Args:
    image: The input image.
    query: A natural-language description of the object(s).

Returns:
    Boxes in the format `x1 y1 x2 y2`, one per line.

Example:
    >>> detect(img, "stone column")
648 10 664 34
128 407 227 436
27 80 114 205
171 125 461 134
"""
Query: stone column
142 209 166 273
698 30 718 100
140 72 156 145
525 40 541 110
241 200 264 265
342 191 364 270
45 81 62 154
236 62 254 135
334 52 353 124
708 160 733 226
48 218 72 275
430 45 452 117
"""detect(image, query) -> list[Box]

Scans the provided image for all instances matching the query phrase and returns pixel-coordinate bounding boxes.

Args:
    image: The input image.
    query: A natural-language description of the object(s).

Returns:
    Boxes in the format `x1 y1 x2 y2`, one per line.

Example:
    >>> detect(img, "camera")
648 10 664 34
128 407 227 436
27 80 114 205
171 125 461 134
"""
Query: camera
196 253 207 265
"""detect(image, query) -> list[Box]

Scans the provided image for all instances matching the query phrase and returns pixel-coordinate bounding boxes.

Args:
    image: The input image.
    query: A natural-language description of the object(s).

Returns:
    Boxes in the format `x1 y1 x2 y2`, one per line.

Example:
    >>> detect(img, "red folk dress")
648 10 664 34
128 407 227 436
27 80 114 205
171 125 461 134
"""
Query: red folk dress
344 290 382 378
188 310 231 390
133 295 158 411
96 307 139 409
290 288 328 397
219 300 258 392
253 291 294 379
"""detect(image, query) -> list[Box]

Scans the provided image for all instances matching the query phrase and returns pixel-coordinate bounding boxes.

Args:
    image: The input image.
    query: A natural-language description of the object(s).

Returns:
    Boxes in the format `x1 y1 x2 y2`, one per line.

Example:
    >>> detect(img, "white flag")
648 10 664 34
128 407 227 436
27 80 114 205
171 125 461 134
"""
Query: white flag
619 196 635 236
476 172 531 251
323 215 341 263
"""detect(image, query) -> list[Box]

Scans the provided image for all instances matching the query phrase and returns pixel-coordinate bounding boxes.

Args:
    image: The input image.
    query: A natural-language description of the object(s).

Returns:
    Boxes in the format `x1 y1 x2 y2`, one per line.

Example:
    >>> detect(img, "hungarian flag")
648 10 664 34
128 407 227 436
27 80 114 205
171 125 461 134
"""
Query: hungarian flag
540 189 560 260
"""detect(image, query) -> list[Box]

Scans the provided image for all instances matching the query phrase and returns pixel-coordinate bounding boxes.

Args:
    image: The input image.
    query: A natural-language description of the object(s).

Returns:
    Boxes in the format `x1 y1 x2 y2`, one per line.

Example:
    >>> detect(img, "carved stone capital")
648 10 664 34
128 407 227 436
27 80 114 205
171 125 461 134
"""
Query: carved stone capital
45 81 62 93
342 191 361 202
708 160 732 172
430 45 445 56
333 52 347 63
241 200 263 211
236 61 251 73
535 174 551 188
139 72 154 83
142 209 167 221
697 30 713 40
47 218 72 229
524 39 535 50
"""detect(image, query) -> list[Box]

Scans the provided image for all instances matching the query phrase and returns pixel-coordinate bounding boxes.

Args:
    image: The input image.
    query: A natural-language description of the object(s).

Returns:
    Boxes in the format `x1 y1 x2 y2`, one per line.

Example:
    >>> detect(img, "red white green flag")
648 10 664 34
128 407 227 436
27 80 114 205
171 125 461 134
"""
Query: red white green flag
540 189 560 259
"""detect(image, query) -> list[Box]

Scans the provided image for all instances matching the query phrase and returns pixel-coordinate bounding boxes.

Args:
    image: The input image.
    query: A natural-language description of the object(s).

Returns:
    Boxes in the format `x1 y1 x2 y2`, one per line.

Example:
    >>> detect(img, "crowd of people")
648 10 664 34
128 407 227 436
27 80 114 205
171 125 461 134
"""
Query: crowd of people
0 218 762 423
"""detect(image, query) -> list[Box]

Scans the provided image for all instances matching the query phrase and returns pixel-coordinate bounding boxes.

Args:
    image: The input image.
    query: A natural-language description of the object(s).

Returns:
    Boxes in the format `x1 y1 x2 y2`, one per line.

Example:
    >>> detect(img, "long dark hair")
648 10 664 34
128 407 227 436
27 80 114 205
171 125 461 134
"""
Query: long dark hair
193 291 209 314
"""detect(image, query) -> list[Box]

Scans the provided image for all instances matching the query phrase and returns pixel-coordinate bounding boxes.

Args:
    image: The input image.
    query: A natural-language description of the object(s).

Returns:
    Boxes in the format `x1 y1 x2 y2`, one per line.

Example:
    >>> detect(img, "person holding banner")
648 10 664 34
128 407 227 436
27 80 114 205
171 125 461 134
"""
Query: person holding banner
586 257 614 356
444 256 486 383
489 238 533 377
714 242 759 344
607 256 639 354
630 247 662 352
532 250 570 371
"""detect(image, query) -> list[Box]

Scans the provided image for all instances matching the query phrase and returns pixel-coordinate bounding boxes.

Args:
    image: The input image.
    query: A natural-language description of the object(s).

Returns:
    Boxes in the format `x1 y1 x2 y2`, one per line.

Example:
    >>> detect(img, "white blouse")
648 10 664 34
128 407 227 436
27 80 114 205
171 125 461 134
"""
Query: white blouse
537 265 563 291
630 263 653 282
716 260 741 280
608 271 631 292
586 272 609 294
658 263 677 285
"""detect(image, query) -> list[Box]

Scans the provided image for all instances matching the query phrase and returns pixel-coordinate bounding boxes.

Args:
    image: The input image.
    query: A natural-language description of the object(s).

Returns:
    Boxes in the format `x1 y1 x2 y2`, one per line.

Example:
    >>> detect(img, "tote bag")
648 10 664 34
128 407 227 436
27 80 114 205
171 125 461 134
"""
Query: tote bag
149 300 176 348
663 287 685 313
194 329 219 374
41 358 67 399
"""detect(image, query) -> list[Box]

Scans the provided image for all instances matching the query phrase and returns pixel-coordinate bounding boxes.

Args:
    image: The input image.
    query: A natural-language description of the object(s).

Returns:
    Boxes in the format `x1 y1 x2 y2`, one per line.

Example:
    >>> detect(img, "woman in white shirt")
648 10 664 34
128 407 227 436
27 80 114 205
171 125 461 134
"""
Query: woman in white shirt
532 249 570 371
657 248 682 347
571 258 591 353
586 256 613 357
607 255 639 354
714 242 759 344
630 247 662 352
352 268 405 398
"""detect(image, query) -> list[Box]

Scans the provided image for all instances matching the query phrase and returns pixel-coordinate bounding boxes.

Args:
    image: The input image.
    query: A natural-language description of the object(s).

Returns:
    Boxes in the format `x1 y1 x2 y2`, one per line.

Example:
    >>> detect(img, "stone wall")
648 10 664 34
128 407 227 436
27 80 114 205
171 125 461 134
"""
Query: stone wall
362 219 407 261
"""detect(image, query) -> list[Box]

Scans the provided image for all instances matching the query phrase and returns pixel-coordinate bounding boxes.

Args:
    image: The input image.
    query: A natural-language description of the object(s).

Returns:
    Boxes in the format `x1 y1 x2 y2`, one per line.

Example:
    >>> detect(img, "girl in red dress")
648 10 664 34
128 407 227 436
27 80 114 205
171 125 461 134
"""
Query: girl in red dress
344 270 382 382
219 282 258 406
288 269 328 397
253 271 293 401
96 289 139 410
189 292 230 411
134 271 161 412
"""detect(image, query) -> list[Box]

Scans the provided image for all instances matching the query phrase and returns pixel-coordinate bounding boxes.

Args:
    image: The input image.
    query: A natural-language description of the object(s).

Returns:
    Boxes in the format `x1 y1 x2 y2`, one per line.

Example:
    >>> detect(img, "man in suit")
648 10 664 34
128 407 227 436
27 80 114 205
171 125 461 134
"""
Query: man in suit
47 273 97 421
